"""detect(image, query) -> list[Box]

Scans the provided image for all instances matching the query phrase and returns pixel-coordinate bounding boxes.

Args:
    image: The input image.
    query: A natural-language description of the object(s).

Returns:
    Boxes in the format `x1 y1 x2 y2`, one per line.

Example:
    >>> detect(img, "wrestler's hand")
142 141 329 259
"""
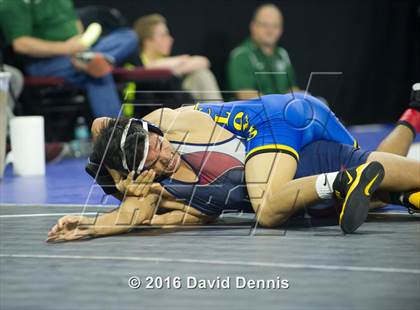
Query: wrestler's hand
46 215 93 242
115 170 158 197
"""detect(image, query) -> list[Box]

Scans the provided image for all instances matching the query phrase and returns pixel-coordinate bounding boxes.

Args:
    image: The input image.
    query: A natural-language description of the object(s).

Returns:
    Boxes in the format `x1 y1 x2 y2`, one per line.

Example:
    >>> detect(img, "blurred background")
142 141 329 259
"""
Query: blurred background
74 0 419 124
1 0 419 147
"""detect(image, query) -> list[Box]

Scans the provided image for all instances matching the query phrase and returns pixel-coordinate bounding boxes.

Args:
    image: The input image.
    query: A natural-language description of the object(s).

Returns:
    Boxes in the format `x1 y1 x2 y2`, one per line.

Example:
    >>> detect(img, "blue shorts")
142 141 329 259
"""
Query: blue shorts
296 140 371 214
195 93 357 162
296 140 371 178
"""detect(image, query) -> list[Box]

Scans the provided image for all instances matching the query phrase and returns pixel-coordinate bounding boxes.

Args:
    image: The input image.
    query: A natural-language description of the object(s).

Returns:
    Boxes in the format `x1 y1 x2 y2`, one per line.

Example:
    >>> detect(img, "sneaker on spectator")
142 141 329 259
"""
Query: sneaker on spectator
72 52 114 78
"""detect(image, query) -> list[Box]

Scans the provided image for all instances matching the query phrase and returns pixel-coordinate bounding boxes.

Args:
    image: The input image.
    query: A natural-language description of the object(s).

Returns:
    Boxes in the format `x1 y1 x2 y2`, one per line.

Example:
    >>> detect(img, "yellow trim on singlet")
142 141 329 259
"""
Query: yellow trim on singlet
245 144 299 161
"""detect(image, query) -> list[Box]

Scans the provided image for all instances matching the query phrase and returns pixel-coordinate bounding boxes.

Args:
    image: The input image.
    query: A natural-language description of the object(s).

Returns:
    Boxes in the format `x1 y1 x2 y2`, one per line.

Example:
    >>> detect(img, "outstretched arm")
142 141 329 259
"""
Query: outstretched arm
47 195 158 242
146 209 214 226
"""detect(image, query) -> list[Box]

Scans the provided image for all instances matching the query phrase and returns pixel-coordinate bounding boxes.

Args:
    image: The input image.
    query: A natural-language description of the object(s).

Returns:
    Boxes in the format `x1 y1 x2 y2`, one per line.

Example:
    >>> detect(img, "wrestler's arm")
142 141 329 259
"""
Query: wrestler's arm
147 210 215 226
89 110 180 137
142 105 213 127
89 195 158 237
88 163 212 225
91 106 222 138
47 195 159 242
142 107 232 139
174 105 195 112
142 108 178 132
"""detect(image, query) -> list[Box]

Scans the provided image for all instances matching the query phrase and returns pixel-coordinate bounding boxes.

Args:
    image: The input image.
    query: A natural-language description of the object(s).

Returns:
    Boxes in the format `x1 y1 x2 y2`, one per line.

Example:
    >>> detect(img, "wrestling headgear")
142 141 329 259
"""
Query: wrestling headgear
119 118 163 173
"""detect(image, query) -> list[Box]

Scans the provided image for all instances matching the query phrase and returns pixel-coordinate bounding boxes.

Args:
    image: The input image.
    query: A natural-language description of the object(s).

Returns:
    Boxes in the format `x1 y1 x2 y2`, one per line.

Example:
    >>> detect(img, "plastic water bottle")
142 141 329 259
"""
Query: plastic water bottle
71 117 92 158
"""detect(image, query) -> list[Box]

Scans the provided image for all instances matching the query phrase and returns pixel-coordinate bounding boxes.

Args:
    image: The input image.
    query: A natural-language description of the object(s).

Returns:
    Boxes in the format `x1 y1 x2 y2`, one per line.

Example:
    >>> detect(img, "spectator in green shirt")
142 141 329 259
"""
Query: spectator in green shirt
227 4 301 100
0 0 138 117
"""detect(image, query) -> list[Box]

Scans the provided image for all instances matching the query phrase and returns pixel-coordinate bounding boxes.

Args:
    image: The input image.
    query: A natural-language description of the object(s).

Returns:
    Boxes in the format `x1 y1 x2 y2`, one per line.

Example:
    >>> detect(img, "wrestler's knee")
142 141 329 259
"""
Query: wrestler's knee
256 209 288 228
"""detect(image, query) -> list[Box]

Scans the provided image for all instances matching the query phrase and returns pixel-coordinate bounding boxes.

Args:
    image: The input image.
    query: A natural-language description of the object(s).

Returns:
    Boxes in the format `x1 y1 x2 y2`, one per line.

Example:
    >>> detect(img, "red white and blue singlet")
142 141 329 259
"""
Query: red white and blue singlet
159 136 254 216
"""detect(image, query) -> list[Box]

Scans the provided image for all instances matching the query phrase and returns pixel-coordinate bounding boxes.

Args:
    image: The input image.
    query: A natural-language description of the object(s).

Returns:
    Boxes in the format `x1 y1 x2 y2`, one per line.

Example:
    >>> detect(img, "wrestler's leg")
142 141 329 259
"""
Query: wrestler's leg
245 96 386 231
245 150 388 233
371 122 415 206
245 152 321 227
376 125 414 155
376 105 419 156
371 124 416 208
378 84 420 155
366 152 419 191
372 100 420 208
367 152 420 210
302 93 419 188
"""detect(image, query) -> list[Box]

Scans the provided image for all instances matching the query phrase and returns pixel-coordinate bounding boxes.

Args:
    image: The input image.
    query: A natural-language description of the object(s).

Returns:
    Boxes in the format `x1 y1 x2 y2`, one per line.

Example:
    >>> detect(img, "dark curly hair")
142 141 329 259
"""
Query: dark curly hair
91 117 148 174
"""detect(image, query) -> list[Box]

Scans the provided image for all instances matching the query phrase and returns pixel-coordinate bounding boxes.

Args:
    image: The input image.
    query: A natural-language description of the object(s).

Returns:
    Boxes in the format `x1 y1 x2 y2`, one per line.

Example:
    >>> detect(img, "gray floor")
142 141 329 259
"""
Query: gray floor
0 204 419 310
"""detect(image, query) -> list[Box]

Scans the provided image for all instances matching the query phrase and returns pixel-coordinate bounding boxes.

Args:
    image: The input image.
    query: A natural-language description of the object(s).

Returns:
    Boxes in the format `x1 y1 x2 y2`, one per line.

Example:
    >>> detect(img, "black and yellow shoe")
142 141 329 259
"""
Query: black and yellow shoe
390 191 420 214
333 161 385 233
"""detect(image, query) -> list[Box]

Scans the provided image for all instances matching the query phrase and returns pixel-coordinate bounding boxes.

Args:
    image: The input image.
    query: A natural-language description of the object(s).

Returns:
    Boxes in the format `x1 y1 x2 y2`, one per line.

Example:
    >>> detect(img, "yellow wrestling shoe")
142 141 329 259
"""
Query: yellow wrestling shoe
390 191 420 214
333 161 385 233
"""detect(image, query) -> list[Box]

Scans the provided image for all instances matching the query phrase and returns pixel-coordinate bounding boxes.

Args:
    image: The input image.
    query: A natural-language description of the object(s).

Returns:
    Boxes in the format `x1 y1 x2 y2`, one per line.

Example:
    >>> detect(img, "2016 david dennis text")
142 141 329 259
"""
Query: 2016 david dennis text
136 275 290 290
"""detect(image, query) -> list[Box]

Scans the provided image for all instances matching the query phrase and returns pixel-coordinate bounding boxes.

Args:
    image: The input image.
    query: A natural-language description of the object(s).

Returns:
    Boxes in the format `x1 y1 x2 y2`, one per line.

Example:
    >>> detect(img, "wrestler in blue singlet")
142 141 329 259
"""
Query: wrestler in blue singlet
194 93 357 162
87 139 370 217
86 104 365 217
158 138 369 217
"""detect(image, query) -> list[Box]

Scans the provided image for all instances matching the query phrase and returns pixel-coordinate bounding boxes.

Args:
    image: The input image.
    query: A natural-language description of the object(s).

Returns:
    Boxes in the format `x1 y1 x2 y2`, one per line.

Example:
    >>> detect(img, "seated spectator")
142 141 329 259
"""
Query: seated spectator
0 65 68 165
227 3 301 100
0 0 138 117
131 14 222 101
1 64 23 118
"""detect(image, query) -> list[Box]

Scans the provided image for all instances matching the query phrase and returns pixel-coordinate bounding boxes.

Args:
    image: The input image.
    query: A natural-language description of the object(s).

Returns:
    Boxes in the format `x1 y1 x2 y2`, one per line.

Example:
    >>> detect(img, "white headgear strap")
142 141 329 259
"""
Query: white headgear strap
120 119 149 173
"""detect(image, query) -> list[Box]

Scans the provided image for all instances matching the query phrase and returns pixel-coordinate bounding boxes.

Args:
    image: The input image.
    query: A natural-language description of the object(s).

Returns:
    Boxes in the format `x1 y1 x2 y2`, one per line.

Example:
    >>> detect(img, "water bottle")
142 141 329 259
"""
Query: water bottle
71 117 92 158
